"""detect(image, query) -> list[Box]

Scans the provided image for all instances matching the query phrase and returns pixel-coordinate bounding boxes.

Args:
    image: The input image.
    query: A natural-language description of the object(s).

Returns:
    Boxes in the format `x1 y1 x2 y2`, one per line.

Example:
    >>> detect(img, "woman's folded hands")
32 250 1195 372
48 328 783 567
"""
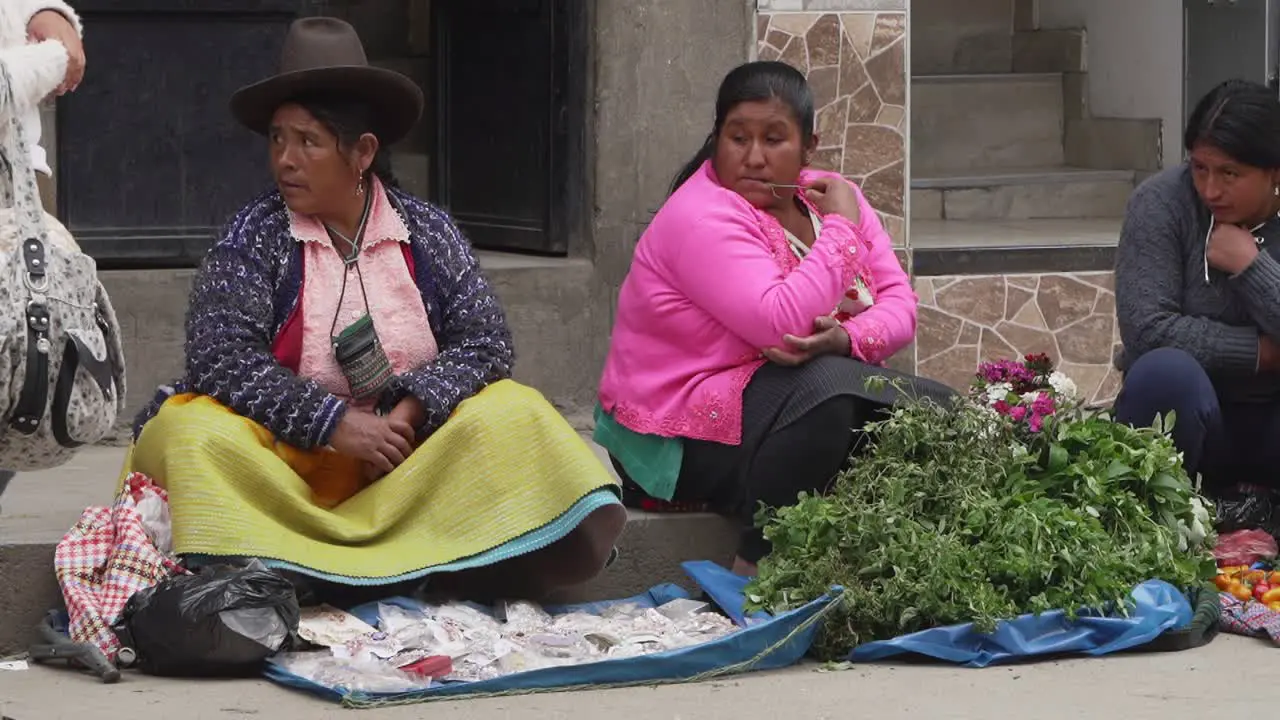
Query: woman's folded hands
762 315 851 366
329 406 415 479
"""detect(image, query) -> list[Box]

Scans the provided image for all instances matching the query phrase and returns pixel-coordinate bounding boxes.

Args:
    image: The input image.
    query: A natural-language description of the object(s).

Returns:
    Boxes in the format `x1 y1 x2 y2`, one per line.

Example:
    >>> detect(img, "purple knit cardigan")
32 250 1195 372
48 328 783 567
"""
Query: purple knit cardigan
132 187 514 448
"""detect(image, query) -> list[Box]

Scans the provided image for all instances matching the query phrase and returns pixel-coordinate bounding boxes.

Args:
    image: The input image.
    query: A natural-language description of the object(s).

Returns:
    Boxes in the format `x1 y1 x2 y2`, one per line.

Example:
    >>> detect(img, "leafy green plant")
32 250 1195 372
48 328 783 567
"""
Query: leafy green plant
744 387 1217 661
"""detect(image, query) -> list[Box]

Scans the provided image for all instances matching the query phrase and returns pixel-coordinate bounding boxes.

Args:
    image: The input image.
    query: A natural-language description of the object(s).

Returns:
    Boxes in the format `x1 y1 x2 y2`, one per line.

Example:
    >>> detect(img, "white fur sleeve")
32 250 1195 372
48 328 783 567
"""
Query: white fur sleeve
21 1 83 37
0 41 68 109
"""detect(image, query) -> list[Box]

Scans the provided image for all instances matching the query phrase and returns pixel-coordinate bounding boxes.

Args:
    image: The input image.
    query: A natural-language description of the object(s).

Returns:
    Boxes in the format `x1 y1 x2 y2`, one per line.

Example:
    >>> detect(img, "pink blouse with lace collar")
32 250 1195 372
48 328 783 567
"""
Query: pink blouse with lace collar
597 161 917 445
290 176 439 409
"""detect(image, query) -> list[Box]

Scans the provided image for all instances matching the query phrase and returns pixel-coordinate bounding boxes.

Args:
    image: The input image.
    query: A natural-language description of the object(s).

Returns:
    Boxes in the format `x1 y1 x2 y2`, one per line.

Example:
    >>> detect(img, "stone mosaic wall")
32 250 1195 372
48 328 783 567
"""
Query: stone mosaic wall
756 9 907 246
914 272 1122 406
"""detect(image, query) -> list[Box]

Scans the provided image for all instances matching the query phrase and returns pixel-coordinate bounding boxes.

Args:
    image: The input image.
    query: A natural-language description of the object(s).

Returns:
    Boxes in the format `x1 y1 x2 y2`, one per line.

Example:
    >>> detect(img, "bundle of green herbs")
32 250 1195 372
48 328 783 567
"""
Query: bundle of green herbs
745 355 1217 660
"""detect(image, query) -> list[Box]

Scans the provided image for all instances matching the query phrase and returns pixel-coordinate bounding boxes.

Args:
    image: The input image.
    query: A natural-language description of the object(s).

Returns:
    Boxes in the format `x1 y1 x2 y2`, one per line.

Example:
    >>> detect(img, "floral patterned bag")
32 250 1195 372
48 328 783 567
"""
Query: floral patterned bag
0 58 125 469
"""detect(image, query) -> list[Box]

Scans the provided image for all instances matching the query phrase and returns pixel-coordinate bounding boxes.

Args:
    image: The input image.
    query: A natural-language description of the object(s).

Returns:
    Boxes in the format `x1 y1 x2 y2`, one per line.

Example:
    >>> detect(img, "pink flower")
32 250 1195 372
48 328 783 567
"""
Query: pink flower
1027 414 1044 433
1008 405 1027 421
993 400 1012 416
974 354 1059 396
1032 393 1056 416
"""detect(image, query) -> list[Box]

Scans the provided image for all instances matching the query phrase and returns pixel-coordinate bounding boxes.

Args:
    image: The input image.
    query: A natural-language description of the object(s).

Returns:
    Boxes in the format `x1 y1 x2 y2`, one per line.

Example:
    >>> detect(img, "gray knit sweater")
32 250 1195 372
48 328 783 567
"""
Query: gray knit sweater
1115 164 1280 403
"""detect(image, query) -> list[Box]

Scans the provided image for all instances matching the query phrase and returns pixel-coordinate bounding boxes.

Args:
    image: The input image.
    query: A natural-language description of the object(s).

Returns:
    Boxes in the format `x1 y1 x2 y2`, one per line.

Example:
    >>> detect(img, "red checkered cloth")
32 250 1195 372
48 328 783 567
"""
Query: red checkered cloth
1219 591 1280 644
54 472 188 660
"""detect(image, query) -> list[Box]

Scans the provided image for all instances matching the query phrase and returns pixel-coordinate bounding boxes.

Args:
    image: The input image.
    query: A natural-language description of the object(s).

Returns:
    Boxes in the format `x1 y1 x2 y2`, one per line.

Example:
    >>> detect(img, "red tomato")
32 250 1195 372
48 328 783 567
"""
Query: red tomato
1255 583 1273 602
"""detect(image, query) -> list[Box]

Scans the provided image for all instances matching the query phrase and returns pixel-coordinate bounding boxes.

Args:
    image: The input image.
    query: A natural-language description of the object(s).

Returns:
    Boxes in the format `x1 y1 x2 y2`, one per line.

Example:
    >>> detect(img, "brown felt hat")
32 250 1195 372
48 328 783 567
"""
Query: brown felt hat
230 17 424 144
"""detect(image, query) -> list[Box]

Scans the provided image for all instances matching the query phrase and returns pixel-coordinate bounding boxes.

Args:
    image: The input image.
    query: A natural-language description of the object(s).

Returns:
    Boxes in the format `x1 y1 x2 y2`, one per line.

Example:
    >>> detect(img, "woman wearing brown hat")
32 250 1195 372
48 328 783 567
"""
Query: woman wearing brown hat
121 18 625 601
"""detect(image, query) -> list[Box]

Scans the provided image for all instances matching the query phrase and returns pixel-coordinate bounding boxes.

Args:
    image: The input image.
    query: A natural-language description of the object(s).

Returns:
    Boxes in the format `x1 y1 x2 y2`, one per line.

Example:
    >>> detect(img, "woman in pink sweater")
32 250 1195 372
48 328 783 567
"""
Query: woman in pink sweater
596 61 951 575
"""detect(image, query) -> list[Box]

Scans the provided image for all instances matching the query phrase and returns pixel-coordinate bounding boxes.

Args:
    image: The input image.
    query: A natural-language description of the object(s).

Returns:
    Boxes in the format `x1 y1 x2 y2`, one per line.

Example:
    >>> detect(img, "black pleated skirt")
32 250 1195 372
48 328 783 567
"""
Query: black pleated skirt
737 355 957 452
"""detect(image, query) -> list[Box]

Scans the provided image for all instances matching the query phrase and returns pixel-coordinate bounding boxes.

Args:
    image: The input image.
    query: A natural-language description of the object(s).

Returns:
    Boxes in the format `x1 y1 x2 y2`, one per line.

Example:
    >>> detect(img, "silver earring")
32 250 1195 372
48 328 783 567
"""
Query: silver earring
354 180 365 197
1273 185 1278 197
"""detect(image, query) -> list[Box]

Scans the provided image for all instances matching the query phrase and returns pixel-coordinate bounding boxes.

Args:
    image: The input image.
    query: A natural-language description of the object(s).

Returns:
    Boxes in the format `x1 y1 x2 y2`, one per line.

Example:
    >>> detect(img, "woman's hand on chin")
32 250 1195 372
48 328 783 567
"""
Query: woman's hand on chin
762 315 851 366
1207 223 1261 276
803 176 861 225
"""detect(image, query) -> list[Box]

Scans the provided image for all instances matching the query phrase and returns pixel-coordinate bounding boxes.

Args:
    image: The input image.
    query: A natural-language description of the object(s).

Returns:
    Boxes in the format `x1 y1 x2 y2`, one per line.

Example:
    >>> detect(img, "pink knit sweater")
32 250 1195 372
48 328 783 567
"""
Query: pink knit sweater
597 160 917 445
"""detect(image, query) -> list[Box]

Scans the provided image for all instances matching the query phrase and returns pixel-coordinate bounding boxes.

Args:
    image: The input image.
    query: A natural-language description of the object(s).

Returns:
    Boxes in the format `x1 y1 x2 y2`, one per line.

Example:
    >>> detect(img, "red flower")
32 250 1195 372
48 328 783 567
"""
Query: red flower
1022 353 1054 374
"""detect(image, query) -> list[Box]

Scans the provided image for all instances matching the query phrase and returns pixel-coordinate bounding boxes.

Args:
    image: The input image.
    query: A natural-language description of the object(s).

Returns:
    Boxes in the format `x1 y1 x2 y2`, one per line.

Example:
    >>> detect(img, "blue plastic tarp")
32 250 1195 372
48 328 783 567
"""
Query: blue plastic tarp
264 561 840 705
847 579 1195 668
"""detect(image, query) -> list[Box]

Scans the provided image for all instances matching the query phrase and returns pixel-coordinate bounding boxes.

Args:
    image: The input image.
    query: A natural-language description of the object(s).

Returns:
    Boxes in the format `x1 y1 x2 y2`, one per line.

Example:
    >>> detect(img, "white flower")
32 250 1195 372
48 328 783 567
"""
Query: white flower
1189 497 1211 525
1175 498 1212 551
1187 497 1210 547
1048 371 1078 401
974 405 1001 440
984 382 1013 407
1022 391 1041 405
1189 515 1208 547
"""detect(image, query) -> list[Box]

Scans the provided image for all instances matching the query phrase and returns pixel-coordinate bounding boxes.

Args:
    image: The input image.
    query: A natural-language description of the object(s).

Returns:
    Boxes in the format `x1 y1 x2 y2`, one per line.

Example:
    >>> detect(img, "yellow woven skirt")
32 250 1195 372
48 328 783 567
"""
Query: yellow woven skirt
125 380 622 583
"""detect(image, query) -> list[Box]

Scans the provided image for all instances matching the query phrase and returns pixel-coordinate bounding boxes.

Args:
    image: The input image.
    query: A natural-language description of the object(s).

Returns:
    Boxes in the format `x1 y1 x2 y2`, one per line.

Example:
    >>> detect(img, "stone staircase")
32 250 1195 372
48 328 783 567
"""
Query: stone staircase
909 1 1159 245
903 0 1137 407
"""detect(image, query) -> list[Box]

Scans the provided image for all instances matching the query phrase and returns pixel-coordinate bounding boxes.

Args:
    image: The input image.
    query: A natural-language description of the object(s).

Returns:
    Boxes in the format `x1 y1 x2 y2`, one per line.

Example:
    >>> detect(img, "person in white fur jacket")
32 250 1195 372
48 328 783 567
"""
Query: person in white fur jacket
0 1 84 504
1 1 85 202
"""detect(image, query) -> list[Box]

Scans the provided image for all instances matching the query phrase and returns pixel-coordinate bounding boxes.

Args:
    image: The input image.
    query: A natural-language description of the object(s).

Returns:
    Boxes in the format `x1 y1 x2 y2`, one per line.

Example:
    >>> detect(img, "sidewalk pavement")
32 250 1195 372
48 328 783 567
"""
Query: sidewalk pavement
2 448 1265 719
0 633 1270 719
1 446 127 544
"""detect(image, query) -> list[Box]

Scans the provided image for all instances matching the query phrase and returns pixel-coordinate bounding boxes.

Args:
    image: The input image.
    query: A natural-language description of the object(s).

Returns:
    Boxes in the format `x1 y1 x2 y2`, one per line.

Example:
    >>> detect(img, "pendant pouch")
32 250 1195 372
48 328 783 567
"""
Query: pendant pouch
332 313 393 402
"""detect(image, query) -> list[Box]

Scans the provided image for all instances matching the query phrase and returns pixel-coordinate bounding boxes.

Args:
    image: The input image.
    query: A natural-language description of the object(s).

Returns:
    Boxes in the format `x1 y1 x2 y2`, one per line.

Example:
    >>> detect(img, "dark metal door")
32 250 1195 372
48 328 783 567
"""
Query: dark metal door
1184 0 1280 122
432 0 574 255
57 0 318 267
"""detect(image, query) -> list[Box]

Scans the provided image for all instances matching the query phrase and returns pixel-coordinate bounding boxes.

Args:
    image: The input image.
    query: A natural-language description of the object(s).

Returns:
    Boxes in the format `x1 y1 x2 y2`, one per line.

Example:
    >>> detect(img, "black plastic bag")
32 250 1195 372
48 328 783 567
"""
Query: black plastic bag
1215 484 1280 537
120 561 300 677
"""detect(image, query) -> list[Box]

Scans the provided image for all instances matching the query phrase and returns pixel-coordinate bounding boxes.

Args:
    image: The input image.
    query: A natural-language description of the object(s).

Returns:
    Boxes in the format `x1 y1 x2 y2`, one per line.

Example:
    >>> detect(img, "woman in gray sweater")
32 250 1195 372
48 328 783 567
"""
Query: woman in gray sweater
1115 79 1280 493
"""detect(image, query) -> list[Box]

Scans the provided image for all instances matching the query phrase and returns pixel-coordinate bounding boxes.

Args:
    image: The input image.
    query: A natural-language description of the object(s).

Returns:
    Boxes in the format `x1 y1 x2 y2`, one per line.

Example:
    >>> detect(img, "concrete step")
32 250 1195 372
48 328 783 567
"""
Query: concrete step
0 442 738 655
911 73 1065 174
910 0 1017 75
911 167 1136 221
1011 28 1086 74
911 217 1122 250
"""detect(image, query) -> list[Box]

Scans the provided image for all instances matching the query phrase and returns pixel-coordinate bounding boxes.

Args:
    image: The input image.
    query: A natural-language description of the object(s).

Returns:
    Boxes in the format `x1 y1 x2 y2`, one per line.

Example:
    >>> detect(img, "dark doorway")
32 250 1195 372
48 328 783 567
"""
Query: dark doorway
55 0 313 268
431 0 586 256
53 0 587 266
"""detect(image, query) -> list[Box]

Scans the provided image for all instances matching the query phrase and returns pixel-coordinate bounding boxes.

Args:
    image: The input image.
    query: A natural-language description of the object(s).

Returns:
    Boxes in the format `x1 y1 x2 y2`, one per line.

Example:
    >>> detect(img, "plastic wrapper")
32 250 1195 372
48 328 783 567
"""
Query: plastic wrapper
499 600 554 635
656 598 709 620
1215 484 1280 537
1215 528 1280 566
304 596 742 685
297 605 379 648
134 492 173 554
121 560 300 677
274 651 432 694
337 631 403 662
400 655 453 679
